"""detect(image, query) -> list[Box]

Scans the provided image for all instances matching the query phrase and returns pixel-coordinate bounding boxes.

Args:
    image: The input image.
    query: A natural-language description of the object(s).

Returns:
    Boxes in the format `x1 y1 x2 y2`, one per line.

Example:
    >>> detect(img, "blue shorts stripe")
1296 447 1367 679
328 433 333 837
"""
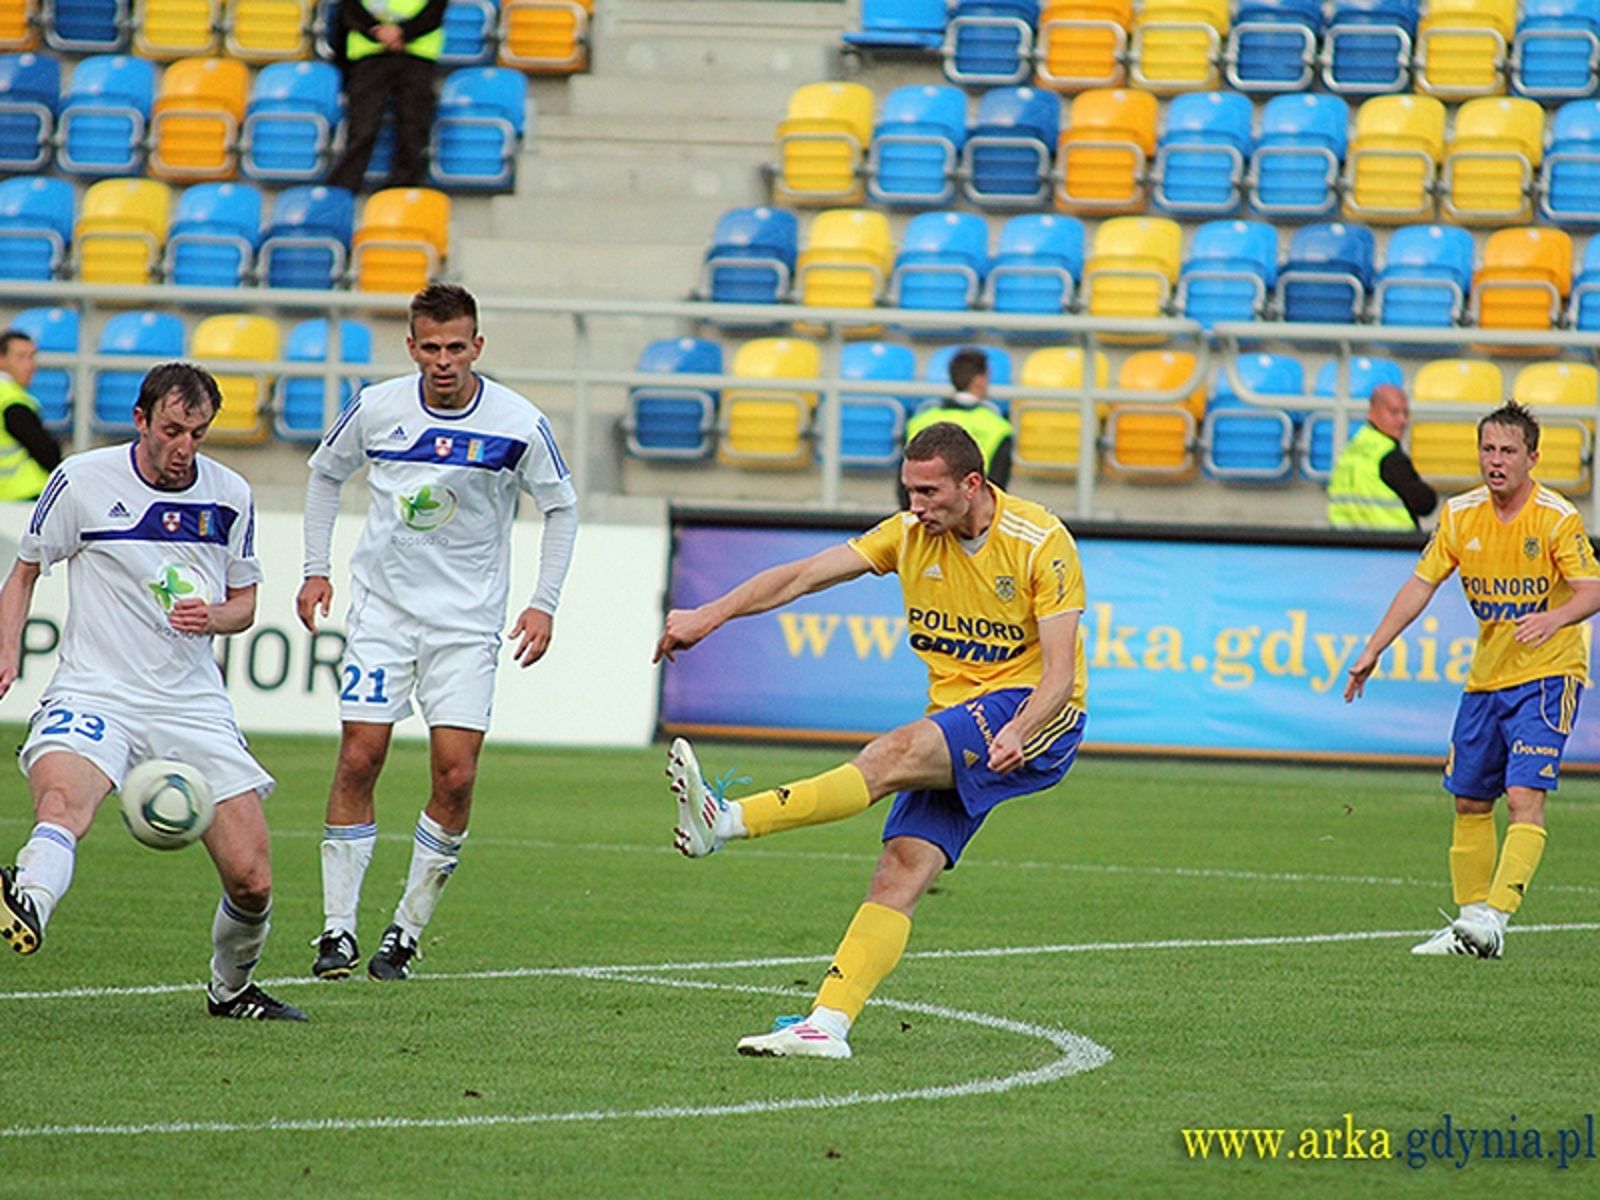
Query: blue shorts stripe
1446 676 1583 798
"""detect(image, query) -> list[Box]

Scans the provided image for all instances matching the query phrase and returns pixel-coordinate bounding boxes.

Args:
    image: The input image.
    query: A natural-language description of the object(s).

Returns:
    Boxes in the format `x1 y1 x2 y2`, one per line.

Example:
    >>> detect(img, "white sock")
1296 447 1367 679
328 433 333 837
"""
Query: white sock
320 822 376 937
211 895 270 999
394 811 466 941
715 802 749 841
16 822 76 929
807 1005 852 1041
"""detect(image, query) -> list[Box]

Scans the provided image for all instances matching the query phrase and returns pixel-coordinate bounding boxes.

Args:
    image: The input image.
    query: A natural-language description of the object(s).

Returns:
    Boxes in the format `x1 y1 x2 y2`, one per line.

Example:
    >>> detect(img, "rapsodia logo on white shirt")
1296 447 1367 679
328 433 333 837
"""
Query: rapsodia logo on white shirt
146 562 211 612
397 485 459 531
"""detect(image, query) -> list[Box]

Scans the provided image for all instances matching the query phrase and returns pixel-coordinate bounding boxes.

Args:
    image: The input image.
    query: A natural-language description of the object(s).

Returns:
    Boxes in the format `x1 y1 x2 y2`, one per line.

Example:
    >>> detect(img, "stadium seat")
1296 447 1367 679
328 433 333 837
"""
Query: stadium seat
277 317 373 441
1150 89 1251 216
943 0 1039 86
1514 361 1595 492
1322 0 1418 94
223 0 312 62
1035 0 1130 89
921 344 1014 415
838 341 916 468
0 0 38 50
1130 0 1228 94
258 183 353 289
148 56 249 182
1277 221 1375 323
1056 86 1157 214
1225 0 1323 92
498 0 590 73
7 305 77 430
163 180 262 287
1248 93 1348 218
1538 100 1600 225
1176 218 1277 330
439 0 499 65
1011 345 1109 476
1104 348 1203 477
1410 357 1503 483
1082 215 1181 337
1202 352 1302 480
962 86 1060 208
93 311 187 433
134 0 220 59
888 210 990 331
1567 234 1600 330
843 0 948 53
46 0 128 52
1415 0 1515 98
1472 226 1572 341
773 82 873 206
0 174 74 280
350 186 450 293
1440 96 1542 224
700 205 798 312
0 52 59 171
985 212 1084 318
75 177 170 284
1342 94 1445 222
794 207 892 317
1372 222 1474 329
1512 0 1600 99
56 54 155 177
240 60 342 182
191 313 279 444
1301 354 1405 478
866 84 966 208
624 336 721 460
430 66 528 191
718 337 820 469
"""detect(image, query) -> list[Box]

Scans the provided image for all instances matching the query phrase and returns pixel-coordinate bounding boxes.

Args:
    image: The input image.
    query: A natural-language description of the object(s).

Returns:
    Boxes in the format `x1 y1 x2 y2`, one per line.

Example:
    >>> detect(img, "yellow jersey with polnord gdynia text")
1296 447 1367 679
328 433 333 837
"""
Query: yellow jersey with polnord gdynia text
1415 483 1600 692
848 487 1087 712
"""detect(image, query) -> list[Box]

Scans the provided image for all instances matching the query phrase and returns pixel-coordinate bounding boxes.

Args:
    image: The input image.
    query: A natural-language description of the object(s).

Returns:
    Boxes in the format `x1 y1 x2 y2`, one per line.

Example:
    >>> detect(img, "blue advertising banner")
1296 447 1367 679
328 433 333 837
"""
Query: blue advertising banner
660 525 1600 767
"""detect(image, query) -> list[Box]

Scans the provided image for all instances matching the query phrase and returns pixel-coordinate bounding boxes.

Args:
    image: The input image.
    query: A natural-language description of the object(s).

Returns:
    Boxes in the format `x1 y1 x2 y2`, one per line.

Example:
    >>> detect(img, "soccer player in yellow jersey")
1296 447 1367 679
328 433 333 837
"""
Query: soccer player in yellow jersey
653 424 1087 1058
1346 402 1600 960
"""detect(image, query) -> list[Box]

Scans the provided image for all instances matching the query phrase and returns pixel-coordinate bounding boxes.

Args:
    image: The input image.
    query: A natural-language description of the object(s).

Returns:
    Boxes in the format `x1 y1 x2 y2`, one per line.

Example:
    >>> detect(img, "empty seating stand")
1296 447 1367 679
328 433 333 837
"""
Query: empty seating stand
625 336 721 460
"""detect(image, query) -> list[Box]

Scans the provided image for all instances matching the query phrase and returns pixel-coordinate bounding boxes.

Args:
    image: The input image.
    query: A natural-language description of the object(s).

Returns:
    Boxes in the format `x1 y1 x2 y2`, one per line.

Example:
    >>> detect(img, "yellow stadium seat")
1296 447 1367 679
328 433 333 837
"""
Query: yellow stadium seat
499 0 592 73
135 0 221 60
351 187 451 293
149 57 249 181
718 337 820 469
0 0 39 50
1442 97 1543 225
1036 0 1131 90
1415 0 1514 99
1343 94 1447 223
223 0 311 62
1129 0 1228 94
76 179 172 285
1474 226 1572 345
1410 358 1503 483
1514 362 1596 494
774 82 873 206
1082 215 1181 342
1012 346 1111 477
794 208 892 333
191 313 279 444
1055 87 1157 214
1104 349 1203 477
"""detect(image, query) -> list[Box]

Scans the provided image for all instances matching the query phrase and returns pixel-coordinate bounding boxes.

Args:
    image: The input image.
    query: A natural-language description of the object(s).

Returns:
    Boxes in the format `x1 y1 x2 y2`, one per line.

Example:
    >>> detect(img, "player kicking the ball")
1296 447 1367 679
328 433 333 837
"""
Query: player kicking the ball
654 423 1088 1058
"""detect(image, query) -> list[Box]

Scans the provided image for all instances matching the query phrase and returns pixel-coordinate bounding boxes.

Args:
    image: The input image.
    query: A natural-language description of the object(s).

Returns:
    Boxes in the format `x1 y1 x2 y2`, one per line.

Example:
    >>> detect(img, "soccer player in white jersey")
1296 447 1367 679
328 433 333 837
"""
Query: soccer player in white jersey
297 283 578 982
0 363 306 1020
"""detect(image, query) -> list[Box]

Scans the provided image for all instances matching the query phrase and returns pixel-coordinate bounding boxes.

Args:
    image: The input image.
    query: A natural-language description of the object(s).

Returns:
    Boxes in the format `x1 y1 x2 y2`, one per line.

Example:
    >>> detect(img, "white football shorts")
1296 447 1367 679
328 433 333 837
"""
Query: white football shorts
338 588 500 730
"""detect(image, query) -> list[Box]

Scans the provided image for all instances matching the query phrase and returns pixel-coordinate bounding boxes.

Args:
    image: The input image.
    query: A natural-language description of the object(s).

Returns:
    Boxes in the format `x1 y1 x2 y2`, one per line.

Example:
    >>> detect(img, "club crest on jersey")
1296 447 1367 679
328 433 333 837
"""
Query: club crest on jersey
162 511 181 534
434 436 454 458
1524 537 1541 560
397 484 458 532
995 575 1016 602
146 562 210 612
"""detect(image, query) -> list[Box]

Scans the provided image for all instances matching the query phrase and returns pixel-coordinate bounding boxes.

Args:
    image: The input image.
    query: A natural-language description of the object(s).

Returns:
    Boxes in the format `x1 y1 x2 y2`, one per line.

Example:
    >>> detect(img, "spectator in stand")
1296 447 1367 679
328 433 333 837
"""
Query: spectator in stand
326 0 447 193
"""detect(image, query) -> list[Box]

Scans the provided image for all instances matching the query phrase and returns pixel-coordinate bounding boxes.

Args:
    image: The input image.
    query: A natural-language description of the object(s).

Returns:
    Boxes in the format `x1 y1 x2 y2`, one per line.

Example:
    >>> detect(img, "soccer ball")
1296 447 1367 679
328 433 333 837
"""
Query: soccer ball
119 759 215 850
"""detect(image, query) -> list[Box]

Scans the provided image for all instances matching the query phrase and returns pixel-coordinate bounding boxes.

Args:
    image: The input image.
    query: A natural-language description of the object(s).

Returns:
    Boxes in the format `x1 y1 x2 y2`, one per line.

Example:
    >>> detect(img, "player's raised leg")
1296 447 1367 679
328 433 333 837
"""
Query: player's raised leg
204 791 306 1020
3 750 114 955
314 721 391 979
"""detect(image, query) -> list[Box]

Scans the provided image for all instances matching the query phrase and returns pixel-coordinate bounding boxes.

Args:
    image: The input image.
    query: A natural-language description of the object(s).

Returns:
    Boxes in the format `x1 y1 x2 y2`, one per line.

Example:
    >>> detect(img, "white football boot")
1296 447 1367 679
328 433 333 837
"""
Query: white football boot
1410 925 1474 956
737 1020 852 1059
1450 909 1505 960
668 737 724 858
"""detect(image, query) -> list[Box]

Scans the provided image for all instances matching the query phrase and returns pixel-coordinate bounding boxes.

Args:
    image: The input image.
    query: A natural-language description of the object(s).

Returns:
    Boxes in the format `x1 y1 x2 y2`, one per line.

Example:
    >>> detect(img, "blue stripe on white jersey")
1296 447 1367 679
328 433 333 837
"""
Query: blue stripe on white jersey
535 416 570 479
322 394 364 447
367 428 528 471
243 501 256 557
81 502 240 545
29 470 68 535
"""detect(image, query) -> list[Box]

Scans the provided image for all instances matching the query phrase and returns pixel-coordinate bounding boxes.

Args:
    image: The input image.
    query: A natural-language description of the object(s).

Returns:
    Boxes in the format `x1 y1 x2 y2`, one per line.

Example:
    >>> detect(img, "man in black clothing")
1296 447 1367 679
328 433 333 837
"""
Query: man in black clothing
1327 383 1438 531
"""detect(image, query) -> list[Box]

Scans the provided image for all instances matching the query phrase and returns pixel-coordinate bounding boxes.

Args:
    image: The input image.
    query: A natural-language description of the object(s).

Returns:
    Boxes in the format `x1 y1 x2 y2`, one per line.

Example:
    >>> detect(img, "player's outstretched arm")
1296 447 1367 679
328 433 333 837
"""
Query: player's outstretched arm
1344 575 1439 702
508 606 553 667
0 558 42 699
296 576 333 633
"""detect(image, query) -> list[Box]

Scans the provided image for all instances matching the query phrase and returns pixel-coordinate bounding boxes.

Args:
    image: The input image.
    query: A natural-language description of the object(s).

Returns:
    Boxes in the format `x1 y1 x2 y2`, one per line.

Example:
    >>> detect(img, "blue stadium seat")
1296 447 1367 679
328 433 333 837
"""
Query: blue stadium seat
839 341 916 468
843 0 948 52
164 181 263 288
440 0 499 65
1226 0 1324 92
1373 223 1474 329
1277 222 1376 323
46 0 129 53
259 184 354 290
1568 235 1600 330
56 54 154 178
7 305 78 431
94 311 186 434
944 0 1039 86
0 53 60 172
921 344 1013 416
867 84 966 207
961 86 1059 207
701 205 798 314
240 60 344 183
1302 355 1403 478
1151 90 1253 216
1541 100 1600 225
0 175 75 280
889 210 990 332
1203 352 1303 480
1177 219 1278 330
1248 93 1348 217
1512 0 1600 99
431 66 528 190
986 212 1084 318
1322 0 1417 94
625 337 721 459
277 318 374 440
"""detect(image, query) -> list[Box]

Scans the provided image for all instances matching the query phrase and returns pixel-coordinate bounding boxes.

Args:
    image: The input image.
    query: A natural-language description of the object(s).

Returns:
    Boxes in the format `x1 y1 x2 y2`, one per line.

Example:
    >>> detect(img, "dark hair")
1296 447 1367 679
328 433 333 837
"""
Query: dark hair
1478 400 1540 454
135 362 222 421
0 330 34 356
905 422 985 482
410 283 478 333
949 347 989 393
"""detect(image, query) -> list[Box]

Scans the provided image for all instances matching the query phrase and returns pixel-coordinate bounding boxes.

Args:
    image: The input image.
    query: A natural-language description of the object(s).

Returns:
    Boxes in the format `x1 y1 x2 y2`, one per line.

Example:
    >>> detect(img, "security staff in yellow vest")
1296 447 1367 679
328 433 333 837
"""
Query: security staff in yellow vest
1327 383 1438 531
0 331 60 503
325 0 446 193
897 348 1013 509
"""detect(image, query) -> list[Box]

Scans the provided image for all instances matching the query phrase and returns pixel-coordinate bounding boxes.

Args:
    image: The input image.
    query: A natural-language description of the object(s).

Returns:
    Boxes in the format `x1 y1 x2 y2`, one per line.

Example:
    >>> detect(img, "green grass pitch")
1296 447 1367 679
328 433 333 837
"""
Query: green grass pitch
2 726 1598 1197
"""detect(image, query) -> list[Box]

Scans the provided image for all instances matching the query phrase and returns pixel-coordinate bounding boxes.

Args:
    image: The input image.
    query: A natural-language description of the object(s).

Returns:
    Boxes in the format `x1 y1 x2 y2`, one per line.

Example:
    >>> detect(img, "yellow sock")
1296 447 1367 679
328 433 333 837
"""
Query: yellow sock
1487 823 1547 914
814 902 911 1023
1449 812 1497 907
736 764 871 839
